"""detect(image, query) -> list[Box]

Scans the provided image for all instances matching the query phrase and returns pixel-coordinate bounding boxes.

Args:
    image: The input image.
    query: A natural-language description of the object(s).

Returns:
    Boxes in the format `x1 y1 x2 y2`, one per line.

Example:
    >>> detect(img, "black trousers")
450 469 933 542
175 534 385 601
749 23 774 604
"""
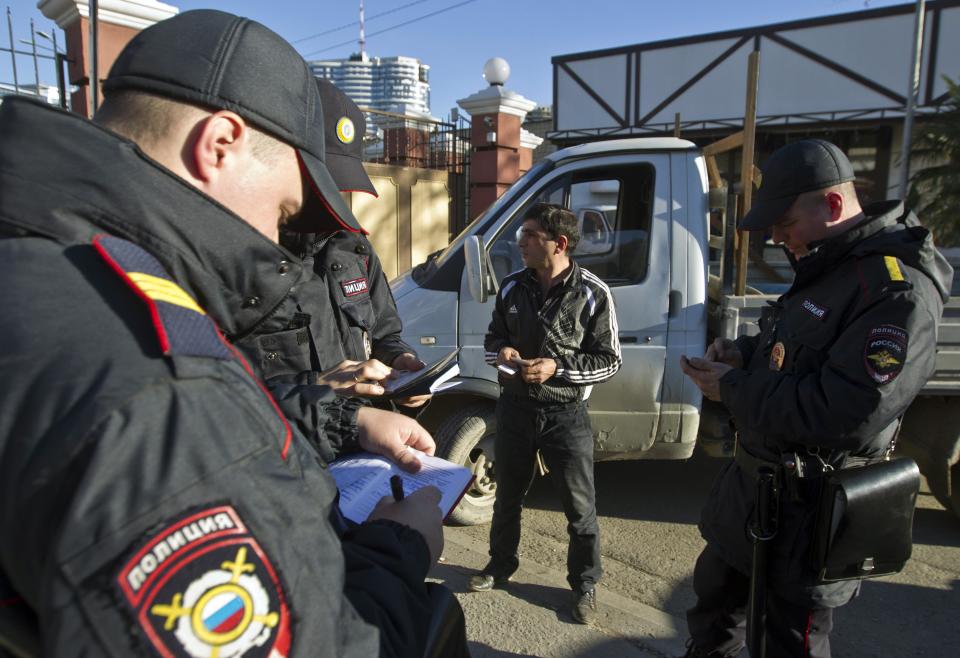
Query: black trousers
687 544 834 658
486 395 601 593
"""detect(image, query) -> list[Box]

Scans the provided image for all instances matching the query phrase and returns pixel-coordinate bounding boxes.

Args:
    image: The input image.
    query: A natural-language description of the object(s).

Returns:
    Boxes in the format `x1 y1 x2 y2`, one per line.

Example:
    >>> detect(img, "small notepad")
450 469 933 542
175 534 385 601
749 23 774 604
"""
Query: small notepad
329 449 473 523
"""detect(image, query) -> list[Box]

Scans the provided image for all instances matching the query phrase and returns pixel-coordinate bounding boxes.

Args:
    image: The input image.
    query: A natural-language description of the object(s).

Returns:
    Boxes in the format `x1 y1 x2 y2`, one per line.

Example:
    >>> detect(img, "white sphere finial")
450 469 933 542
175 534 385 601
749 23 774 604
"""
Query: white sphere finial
483 57 510 86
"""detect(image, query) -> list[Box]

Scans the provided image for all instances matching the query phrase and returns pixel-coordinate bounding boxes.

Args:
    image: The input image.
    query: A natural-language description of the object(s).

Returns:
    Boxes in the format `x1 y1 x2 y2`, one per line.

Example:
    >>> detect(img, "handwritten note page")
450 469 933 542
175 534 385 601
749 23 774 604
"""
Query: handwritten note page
329 449 473 523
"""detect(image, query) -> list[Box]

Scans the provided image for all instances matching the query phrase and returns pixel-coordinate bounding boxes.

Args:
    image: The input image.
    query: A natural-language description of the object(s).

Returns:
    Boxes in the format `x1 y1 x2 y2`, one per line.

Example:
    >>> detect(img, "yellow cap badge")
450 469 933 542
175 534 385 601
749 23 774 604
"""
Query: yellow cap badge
769 342 785 371
336 117 355 144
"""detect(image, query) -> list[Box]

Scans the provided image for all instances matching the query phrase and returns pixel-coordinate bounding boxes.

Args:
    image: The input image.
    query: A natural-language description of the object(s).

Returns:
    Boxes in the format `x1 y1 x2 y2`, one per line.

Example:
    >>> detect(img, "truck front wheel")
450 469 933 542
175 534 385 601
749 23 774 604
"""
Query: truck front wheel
434 402 498 526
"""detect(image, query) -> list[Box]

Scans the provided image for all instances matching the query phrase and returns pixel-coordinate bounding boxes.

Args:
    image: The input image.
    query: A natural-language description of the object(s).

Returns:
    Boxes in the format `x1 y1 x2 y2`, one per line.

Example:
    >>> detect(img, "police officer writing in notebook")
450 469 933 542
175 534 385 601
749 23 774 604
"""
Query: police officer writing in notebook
680 140 952 657
470 203 622 624
272 80 428 408
0 11 443 657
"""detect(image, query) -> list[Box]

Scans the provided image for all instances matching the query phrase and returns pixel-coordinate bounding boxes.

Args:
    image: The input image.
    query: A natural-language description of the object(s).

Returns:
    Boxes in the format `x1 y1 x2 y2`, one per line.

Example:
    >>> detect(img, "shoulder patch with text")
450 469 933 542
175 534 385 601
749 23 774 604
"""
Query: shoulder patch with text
117 505 292 658
864 325 908 384
341 277 369 297
801 298 830 321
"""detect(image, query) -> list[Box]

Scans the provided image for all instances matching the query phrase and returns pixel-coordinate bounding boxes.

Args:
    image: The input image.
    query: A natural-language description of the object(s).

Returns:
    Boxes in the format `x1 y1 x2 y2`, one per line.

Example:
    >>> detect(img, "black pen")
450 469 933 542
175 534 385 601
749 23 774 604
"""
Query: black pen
390 474 405 501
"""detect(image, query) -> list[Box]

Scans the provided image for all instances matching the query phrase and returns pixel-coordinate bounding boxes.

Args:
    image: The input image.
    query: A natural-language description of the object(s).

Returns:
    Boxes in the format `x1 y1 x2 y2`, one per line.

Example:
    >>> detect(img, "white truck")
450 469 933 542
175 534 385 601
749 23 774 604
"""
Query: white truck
389 138 960 523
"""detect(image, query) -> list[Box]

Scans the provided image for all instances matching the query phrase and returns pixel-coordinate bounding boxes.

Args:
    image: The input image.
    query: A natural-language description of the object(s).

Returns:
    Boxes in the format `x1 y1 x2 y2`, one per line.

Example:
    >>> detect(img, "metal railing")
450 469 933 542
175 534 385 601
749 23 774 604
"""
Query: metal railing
0 7 68 110
358 106 471 174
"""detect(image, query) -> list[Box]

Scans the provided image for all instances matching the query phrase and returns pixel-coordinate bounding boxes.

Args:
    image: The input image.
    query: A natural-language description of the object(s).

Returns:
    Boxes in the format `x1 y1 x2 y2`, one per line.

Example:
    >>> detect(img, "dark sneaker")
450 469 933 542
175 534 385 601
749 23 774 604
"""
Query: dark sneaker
571 588 597 624
467 572 510 592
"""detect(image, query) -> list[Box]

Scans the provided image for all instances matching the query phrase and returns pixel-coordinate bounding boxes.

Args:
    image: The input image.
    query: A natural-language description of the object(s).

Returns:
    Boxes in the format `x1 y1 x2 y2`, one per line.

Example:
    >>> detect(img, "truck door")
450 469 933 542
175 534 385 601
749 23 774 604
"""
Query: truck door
459 155 671 456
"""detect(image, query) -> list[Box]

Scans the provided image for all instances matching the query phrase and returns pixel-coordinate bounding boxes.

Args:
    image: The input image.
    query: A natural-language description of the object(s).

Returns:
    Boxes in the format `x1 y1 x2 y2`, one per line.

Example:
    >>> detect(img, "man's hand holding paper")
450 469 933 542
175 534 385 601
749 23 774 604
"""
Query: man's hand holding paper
357 407 436 473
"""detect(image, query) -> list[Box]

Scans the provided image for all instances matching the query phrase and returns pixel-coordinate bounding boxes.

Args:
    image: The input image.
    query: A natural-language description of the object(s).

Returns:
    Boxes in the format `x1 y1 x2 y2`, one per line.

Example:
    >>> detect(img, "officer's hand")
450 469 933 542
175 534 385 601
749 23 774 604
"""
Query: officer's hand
390 353 431 408
318 359 391 397
704 338 744 369
392 352 426 372
519 357 557 384
680 355 732 401
368 486 444 563
356 406 436 472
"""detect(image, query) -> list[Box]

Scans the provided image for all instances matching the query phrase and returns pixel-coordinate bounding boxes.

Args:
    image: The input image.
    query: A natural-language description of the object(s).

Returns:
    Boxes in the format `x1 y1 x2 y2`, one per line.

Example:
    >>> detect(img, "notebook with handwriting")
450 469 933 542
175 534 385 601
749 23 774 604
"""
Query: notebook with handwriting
329 449 473 523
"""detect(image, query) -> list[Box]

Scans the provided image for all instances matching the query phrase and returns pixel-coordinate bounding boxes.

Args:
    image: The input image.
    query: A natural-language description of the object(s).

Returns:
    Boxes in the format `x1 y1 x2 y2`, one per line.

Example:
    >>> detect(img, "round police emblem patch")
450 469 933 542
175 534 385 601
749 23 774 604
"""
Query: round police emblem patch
769 341 785 371
117 506 291 658
864 325 908 384
336 117 355 144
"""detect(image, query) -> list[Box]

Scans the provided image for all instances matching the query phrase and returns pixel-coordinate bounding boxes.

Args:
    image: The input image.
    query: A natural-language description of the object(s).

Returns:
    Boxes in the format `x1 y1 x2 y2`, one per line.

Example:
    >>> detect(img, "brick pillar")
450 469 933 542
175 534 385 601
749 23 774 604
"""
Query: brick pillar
519 128 543 175
39 0 178 118
458 60 537 220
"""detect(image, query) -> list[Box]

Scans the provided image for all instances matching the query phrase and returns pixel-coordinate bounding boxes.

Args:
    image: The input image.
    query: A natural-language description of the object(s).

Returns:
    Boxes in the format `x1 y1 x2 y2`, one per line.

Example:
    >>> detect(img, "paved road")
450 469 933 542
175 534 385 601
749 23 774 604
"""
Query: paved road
430 449 960 657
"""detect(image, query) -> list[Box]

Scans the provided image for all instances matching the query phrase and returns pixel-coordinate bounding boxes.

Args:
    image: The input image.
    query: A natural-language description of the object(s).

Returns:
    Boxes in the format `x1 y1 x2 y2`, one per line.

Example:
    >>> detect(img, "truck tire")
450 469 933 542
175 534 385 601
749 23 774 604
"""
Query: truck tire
434 402 498 526
900 396 960 517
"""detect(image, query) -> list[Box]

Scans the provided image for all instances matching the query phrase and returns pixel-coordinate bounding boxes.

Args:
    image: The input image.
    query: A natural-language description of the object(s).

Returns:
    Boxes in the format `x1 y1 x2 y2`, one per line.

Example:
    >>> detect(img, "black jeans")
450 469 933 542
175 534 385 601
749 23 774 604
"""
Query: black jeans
486 395 601 593
687 544 834 658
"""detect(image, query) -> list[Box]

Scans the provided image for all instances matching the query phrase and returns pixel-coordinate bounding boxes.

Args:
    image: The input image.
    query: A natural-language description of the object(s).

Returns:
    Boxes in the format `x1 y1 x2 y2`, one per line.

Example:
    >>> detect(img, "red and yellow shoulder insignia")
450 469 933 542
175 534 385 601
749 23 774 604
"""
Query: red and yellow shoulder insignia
93 235 231 360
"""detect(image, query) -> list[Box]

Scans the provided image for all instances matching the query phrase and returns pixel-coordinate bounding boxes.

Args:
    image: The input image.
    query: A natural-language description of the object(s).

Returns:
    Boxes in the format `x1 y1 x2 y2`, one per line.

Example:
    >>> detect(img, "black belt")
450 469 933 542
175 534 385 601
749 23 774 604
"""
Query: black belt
735 445 882 478
734 447 780 478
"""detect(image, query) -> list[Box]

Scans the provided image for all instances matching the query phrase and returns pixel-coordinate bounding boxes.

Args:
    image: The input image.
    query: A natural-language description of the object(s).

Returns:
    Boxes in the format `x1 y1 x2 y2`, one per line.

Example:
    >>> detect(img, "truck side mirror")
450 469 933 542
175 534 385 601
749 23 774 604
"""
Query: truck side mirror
464 236 489 303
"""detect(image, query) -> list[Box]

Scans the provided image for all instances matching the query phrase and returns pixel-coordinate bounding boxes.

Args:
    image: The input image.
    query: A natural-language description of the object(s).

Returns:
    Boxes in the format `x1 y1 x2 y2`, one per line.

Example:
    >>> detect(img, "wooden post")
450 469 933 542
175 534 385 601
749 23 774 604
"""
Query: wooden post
735 50 760 296
674 112 681 138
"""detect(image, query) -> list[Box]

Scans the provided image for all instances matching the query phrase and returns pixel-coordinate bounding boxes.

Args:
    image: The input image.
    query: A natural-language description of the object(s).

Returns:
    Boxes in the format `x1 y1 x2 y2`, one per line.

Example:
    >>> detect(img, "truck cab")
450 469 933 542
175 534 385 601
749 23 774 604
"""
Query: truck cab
390 138 710 523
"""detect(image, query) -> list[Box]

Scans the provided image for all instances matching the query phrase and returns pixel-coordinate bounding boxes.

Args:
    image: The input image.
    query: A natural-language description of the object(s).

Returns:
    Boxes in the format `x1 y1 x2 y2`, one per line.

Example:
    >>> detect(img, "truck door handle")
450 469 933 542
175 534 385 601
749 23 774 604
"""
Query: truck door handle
669 290 682 318
619 335 638 343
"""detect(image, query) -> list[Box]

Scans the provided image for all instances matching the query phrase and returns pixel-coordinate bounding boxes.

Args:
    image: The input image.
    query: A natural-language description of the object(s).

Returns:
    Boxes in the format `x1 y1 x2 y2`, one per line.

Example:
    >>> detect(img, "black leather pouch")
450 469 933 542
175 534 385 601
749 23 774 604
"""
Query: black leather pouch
811 457 920 583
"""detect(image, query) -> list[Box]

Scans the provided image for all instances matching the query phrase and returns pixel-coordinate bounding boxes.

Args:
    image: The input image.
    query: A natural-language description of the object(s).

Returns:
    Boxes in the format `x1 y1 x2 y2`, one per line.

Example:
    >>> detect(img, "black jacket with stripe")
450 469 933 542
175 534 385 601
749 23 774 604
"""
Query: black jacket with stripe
0 98 431 658
484 262 622 403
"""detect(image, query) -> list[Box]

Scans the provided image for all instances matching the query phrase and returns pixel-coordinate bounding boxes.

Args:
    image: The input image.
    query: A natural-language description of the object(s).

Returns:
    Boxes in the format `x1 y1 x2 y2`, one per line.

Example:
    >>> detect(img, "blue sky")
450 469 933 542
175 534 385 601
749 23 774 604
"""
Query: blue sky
3 0 908 119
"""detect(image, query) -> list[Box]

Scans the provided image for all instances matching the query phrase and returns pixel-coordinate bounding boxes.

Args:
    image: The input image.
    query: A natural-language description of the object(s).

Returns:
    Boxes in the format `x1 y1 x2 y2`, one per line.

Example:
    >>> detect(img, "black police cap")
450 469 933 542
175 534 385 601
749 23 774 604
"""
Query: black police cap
740 139 855 231
316 79 377 197
102 9 363 233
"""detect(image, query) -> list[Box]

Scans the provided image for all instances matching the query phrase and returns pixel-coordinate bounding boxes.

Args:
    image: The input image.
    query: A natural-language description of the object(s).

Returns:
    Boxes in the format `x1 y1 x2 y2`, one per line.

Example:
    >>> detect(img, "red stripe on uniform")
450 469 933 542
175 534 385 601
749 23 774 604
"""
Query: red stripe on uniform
92 235 171 354
804 609 813 657
222 339 294 461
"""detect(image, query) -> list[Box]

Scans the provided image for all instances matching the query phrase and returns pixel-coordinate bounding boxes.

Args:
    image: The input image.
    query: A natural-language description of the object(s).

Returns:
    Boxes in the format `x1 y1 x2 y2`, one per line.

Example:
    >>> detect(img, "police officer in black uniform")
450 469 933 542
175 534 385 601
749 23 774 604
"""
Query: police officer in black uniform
238 79 428 412
680 139 953 658
0 11 444 657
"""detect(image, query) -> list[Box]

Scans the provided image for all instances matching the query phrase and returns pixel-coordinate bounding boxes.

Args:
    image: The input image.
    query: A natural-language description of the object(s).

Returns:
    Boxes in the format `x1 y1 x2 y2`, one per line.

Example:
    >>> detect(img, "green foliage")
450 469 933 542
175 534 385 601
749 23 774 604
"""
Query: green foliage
907 77 960 246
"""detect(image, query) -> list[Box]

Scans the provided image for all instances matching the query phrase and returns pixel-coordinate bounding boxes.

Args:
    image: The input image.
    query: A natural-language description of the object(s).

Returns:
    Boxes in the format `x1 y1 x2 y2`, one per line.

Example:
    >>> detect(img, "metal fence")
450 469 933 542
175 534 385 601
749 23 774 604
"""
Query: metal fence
359 107 471 173
0 7 68 109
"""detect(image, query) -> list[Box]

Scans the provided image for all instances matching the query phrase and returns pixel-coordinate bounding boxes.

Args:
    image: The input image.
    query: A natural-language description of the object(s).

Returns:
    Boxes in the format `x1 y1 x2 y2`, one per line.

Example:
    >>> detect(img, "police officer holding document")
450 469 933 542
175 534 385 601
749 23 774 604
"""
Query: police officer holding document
262 79 429 409
680 140 953 657
0 10 449 658
470 203 622 624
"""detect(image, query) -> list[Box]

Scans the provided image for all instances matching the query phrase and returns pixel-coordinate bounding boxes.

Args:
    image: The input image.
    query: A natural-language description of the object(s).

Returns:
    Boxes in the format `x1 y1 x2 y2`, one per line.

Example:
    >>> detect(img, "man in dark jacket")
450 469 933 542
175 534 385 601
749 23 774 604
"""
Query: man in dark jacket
243 80 428 407
680 139 953 658
0 10 443 658
469 203 622 624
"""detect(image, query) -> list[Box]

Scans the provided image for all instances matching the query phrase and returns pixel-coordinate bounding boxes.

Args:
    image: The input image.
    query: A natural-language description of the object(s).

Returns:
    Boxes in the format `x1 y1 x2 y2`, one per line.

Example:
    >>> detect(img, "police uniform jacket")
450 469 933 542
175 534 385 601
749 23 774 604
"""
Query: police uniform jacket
0 98 432 657
484 262 622 403
701 201 953 607
278 230 416 372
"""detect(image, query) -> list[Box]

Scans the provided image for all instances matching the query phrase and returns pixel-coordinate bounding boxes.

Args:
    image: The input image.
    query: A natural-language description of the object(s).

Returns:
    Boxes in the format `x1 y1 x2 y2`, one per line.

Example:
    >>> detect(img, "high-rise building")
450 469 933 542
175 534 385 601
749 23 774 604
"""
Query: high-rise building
309 52 432 129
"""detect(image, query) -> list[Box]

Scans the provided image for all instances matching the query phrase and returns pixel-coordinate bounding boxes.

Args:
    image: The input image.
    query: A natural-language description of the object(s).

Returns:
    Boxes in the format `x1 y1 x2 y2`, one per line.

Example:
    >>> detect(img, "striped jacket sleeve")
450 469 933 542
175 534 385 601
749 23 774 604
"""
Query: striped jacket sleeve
553 273 622 385
484 279 514 365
